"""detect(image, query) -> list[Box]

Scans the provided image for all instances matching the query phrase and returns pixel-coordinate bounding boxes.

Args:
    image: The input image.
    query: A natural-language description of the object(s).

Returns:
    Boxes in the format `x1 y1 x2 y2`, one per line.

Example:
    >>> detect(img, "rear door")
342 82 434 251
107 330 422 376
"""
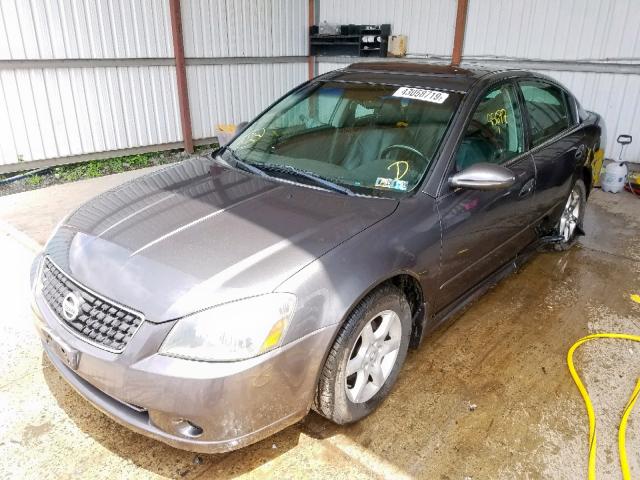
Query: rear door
517 80 585 222
436 80 538 310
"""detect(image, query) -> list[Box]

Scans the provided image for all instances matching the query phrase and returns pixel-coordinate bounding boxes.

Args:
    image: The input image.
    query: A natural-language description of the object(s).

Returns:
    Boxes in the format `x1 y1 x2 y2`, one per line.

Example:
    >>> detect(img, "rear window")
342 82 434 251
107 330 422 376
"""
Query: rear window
519 81 572 147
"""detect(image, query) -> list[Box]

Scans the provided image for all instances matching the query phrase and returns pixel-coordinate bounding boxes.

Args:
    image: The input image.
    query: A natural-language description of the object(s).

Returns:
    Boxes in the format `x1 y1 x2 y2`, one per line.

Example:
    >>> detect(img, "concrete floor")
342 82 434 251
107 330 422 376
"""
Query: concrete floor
1 168 639 479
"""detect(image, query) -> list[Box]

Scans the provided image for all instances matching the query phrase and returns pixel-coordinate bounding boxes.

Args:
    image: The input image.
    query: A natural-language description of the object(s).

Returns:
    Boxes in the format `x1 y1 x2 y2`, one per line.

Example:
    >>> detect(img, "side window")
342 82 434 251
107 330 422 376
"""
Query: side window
454 83 525 171
520 81 572 146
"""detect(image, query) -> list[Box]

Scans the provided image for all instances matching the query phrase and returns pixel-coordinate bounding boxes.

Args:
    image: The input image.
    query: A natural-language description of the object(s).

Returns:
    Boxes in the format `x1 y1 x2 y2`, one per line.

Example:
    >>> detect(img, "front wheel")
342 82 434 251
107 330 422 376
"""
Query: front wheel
314 285 411 424
554 178 586 251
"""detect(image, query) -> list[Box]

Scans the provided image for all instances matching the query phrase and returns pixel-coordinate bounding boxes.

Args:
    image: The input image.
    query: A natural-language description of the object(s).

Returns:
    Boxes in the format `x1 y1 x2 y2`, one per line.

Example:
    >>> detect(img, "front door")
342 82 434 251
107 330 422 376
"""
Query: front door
436 81 537 310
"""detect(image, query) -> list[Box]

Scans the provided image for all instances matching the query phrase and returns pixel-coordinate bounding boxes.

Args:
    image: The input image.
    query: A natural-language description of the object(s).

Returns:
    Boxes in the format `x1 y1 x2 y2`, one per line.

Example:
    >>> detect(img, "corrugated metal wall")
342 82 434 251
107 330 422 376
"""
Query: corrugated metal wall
317 62 346 76
182 0 307 57
0 0 173 59
0 0 308 170
0 66 180 164
2 0 640 169
464 0 640 61
0 0 180 168
316 0 640 161
187 62 307 139
182 0 308 140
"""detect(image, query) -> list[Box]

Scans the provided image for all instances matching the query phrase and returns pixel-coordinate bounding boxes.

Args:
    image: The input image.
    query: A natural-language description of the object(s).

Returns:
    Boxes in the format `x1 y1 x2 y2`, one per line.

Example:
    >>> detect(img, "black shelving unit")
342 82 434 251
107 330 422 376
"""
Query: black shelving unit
358 24 390 57
309 34 361 56
309 24 391 57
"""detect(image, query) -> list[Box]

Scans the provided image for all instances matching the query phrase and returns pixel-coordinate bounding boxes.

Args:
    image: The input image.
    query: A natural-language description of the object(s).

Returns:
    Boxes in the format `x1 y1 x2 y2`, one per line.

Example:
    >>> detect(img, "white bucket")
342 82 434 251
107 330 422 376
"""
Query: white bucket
600 161 628 193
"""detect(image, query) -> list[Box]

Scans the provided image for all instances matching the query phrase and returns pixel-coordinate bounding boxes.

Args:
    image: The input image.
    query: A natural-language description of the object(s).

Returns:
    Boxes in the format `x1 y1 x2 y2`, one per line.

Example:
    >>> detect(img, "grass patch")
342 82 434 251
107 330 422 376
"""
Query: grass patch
25 174 43 186
195 143 218 153
53 153 155 182
1 146 218 197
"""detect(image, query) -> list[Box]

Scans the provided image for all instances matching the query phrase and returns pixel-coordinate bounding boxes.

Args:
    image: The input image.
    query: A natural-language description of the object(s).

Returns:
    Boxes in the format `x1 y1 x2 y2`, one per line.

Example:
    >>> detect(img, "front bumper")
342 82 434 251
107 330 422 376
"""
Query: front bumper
32 292 335 453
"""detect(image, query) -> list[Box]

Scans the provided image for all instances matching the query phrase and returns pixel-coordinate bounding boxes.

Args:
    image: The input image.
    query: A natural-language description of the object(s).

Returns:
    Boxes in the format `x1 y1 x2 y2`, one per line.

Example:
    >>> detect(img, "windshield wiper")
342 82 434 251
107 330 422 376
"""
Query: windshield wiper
217 146 270 178
215 148 354 195
261 163 355 196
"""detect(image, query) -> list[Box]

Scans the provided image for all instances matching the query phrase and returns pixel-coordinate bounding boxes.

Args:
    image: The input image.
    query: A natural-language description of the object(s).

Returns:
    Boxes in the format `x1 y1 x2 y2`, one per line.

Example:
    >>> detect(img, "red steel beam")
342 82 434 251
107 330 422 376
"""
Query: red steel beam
307 0 315 79
451 0 469 67
169 0 194 153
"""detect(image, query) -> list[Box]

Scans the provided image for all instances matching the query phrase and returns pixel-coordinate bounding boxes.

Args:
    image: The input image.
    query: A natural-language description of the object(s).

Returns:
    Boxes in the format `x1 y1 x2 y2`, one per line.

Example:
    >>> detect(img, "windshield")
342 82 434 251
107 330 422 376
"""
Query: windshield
227 81 461 196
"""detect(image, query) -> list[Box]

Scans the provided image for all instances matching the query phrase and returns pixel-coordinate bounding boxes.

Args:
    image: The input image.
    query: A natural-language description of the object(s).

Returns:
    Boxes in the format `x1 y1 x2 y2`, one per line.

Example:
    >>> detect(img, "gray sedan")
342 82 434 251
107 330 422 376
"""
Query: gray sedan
30 62 604 452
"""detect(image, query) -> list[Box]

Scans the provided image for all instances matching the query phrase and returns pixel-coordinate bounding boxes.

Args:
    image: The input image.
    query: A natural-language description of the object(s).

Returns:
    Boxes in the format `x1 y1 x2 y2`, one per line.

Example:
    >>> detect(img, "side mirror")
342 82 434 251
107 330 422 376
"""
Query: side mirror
449 163 516 191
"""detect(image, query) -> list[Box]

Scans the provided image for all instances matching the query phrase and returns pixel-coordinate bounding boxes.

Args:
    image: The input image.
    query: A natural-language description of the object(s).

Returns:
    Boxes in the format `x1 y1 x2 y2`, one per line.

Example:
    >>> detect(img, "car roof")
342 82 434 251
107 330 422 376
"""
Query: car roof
318 61 525 94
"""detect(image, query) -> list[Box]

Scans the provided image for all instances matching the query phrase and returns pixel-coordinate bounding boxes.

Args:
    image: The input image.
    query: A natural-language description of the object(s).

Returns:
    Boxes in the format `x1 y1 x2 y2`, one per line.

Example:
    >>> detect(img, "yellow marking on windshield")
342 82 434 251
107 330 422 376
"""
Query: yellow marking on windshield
487 108 508 126
238 128 265 148
487 108 508 134
387 161 410 180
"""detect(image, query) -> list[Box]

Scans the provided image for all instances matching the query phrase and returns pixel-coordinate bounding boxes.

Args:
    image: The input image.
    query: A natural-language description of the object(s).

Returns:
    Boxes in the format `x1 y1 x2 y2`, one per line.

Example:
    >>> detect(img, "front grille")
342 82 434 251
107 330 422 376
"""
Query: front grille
40 257 144 352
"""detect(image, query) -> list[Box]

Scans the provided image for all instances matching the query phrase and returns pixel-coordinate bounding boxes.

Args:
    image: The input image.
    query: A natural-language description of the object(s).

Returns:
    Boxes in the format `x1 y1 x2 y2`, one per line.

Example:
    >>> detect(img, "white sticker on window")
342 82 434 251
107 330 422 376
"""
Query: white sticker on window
375 177 408 191
392 87 449 104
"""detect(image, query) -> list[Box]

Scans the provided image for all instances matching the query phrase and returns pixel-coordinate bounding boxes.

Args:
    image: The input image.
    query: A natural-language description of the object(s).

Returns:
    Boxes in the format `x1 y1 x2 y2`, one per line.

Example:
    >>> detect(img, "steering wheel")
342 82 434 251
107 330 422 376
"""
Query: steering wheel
380 144 427 162
466 119 504 160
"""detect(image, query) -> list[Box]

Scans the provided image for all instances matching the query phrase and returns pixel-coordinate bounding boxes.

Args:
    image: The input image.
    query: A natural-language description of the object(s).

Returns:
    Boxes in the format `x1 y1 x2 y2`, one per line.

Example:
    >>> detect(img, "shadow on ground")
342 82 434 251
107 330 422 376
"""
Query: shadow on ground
40 350 311 479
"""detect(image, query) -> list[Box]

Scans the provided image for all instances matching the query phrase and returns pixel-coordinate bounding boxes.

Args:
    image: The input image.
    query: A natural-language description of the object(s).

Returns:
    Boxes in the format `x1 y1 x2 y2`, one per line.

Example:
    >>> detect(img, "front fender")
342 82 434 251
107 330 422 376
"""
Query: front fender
277 195 442 346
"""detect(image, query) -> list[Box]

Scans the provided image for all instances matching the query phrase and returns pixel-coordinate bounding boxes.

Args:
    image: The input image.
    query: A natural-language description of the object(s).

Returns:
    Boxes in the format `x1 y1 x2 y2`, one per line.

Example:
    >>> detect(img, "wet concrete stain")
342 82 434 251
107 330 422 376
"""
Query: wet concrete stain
21 421 53 444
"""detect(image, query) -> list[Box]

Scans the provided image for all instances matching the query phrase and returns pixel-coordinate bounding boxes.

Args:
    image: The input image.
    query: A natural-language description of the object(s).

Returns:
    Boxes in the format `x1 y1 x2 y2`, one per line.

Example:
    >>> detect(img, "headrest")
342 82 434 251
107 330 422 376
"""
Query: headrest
403 101 453 125
376 101 406 126
372 98 454 127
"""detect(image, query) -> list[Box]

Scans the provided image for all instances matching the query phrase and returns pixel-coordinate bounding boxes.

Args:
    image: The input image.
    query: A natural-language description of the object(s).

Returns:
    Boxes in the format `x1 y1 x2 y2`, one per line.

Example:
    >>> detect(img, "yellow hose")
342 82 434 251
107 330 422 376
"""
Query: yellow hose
619 379 640 479
567 333 640 480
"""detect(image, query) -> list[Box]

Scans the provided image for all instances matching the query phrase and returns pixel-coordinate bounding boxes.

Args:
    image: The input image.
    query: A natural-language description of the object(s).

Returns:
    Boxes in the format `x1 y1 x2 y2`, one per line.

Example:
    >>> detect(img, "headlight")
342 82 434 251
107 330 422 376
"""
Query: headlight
159 293 297 362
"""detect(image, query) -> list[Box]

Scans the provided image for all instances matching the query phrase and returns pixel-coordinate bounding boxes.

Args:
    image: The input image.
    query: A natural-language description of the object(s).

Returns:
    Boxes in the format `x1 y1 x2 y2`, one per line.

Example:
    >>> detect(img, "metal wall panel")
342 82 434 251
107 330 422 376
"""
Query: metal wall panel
538 70 640 161
464 0 640 61
182 0 308 58
0 0 310 169
187 62 307 139
3 0 639 169
0 0 173 59
317 62 346 76
0 66 181 165
317 0 457 57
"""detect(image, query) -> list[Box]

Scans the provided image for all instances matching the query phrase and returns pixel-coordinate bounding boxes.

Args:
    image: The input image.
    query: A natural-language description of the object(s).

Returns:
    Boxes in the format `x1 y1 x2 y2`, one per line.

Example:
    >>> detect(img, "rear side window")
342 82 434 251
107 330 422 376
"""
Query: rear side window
519 81 572 146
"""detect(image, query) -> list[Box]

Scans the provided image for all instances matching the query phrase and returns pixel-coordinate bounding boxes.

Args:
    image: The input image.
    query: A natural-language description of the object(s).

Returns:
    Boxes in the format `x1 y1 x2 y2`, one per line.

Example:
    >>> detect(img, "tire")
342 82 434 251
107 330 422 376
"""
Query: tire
554 178 587 251
314 284 412 424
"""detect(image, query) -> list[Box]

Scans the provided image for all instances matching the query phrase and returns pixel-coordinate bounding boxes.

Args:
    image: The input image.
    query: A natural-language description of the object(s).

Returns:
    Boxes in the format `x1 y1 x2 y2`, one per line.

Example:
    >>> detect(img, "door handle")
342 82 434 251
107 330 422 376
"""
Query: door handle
519 178 535 197
575 144 586 160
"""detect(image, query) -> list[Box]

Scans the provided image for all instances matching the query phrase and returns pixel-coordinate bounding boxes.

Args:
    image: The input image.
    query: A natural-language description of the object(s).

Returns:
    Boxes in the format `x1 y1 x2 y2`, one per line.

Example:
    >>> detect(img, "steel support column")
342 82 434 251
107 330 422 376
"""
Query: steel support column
308 0 316 79
451 0 469 67
169 0 194 153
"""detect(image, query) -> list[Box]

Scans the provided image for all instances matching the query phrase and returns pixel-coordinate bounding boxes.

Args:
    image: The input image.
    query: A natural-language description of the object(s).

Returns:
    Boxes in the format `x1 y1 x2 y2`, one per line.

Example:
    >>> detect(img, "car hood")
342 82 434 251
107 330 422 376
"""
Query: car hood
45 157 398 322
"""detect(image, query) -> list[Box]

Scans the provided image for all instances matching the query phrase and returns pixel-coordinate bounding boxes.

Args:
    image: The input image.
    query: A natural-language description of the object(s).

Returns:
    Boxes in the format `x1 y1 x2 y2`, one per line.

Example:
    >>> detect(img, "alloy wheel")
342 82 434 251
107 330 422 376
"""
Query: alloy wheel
345 310 402 403
559 186 581 242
